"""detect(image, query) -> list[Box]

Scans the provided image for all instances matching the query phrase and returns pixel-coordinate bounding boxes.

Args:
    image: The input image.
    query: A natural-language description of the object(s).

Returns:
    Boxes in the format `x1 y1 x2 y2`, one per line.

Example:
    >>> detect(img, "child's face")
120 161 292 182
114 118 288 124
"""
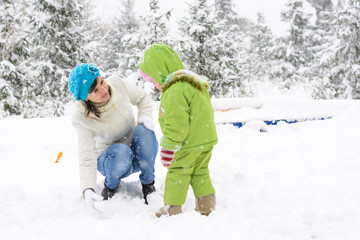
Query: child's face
140 70 162 90
153 81 162 90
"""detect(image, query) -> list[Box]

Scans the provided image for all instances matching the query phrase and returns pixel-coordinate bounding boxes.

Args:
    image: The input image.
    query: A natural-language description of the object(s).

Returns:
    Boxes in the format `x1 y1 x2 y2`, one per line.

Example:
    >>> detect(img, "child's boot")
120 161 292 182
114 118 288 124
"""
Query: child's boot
195 194 215 216
155 205 182 218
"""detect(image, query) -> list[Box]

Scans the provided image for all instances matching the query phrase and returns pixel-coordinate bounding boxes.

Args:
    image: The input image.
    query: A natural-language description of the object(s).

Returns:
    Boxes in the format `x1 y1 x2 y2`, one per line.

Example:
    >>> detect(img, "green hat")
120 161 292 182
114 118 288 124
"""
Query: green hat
138 43 185 85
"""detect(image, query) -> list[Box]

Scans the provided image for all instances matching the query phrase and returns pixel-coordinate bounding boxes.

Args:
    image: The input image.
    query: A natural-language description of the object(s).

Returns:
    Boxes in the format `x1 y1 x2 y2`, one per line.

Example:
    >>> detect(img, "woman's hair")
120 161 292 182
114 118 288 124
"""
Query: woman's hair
84 77 111 118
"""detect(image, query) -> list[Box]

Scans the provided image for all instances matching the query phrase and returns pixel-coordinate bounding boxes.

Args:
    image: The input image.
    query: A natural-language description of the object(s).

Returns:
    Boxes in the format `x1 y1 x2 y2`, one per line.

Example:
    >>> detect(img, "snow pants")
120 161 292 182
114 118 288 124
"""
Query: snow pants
164 144 215 206
97 124 158 189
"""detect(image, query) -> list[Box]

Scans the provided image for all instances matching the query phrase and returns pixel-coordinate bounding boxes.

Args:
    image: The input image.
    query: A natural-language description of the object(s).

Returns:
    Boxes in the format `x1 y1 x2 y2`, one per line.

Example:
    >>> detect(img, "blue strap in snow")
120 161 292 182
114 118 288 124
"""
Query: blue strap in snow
221 117 332 132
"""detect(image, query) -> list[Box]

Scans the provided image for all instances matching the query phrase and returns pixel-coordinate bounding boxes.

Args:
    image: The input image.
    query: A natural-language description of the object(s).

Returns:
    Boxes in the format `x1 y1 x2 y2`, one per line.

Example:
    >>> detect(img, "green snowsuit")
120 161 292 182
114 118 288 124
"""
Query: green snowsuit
139 43 217 205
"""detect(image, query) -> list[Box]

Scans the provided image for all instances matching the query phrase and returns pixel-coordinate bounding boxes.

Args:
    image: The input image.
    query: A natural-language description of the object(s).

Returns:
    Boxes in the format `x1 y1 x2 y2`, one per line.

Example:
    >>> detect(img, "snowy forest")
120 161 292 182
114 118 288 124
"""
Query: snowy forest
0 0 359 118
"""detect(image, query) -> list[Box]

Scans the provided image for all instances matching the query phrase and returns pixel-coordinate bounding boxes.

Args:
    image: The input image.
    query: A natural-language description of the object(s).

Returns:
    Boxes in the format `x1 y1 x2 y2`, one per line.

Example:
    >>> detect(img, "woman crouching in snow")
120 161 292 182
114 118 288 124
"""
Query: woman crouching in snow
68 63 158 215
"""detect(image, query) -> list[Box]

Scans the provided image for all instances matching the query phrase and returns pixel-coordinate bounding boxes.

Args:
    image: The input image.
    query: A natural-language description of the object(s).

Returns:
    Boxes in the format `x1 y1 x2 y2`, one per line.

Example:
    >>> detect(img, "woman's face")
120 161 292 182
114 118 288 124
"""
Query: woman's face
86 76 110 103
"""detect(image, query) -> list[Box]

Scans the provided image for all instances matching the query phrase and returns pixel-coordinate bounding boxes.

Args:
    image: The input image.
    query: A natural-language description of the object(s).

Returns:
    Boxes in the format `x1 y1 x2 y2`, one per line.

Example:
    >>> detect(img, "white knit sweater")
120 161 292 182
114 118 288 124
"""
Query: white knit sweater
71 75 153 193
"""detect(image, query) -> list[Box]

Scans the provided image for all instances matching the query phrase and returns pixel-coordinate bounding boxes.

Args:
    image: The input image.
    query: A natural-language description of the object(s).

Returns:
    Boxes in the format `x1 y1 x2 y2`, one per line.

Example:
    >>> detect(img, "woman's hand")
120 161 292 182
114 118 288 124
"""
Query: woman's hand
84 188 103 216
138 117 155 131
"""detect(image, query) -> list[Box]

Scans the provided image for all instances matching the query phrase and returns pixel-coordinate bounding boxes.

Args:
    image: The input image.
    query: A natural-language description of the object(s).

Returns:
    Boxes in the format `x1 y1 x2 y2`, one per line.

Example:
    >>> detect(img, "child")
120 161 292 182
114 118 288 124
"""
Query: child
138 43 217 217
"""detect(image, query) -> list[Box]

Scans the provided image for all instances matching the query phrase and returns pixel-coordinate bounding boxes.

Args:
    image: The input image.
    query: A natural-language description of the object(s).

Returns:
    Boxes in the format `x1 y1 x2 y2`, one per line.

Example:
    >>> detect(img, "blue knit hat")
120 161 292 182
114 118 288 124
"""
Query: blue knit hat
68 63 100 101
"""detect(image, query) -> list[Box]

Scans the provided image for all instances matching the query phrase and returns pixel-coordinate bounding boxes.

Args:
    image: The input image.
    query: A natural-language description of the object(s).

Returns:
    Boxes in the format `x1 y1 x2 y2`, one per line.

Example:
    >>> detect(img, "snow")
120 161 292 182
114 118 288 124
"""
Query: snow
1 97 360 240
94 0 289 36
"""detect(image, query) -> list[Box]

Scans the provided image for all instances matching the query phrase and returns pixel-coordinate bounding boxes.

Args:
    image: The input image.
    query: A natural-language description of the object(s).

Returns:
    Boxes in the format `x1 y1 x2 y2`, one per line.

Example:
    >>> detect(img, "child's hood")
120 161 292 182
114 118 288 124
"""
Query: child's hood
138 43 185 85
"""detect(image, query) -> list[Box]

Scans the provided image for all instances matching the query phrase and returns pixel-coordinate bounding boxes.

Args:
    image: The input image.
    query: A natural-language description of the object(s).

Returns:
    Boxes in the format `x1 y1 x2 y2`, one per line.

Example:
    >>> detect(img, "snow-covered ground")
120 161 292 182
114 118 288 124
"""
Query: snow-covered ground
1 97 360 240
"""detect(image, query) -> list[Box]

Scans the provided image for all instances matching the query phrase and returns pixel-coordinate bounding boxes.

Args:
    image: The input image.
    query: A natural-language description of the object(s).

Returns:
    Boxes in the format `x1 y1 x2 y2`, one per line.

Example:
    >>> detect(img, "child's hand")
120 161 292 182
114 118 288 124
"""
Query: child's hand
160 148 176 167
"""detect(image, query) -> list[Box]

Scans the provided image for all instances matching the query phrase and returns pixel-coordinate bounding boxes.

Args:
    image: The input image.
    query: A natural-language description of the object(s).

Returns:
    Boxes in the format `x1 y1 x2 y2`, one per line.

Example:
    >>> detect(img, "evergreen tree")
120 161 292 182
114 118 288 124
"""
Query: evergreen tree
30 0 89 116
314 0 360 99
214 0 238 26
147 0 171 45
179 0 231 97
123 0 171 70
214 0 253 33
213 0 245 97
269 0 313 90
100 0 139 74
280 0 313 68
179 0 215 76
304 0 334 98
306 0 333 26
76 0 100 65
122 0 171 72
122 0 171 99
0 0 32 117
245 13 276 94
249 13 274 65
305 0 333 63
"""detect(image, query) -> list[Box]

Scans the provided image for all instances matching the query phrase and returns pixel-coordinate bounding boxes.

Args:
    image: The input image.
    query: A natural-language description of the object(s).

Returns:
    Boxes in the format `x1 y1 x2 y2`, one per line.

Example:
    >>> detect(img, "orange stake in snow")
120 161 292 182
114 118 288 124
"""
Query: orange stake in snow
55 151 63 163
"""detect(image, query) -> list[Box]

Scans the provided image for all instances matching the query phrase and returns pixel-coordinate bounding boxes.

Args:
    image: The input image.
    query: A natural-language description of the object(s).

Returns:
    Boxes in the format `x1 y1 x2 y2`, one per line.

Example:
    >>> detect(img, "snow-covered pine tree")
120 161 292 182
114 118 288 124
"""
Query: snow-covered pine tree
213 0 245 97
347 0 360 99
0 0 33 117
76 0 101 65
281 0 313 68
122 0 171 99
214 0 253 33
147 0 172 45
100 0 139 75
306 0 333 26
179 0 236 97
245 13 276 95
122 0 171 72
214 0 238 26
30 0 89 116
304 0 334 98
270 0 313 90
178 0 215 78
314 0 360 99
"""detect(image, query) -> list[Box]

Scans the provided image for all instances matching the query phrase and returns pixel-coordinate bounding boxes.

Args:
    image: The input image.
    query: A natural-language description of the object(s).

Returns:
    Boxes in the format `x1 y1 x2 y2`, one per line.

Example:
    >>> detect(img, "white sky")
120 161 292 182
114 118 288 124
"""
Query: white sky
93 0 290 36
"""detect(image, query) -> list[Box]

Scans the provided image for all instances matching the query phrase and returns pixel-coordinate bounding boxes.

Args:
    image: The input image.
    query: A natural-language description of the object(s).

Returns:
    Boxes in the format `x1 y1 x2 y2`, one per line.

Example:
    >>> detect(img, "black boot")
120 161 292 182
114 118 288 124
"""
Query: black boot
101 184 117 200
142 180 155 205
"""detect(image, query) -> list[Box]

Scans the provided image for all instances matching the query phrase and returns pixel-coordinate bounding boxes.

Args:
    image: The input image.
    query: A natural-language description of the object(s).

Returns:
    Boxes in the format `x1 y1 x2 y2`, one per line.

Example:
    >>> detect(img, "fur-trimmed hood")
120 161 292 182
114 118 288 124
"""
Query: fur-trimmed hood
161 69 209 92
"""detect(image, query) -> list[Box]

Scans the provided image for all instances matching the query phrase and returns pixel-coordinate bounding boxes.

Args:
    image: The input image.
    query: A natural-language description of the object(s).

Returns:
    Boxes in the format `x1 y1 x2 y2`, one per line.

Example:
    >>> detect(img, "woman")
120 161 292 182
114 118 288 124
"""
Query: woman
68 63 158 214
